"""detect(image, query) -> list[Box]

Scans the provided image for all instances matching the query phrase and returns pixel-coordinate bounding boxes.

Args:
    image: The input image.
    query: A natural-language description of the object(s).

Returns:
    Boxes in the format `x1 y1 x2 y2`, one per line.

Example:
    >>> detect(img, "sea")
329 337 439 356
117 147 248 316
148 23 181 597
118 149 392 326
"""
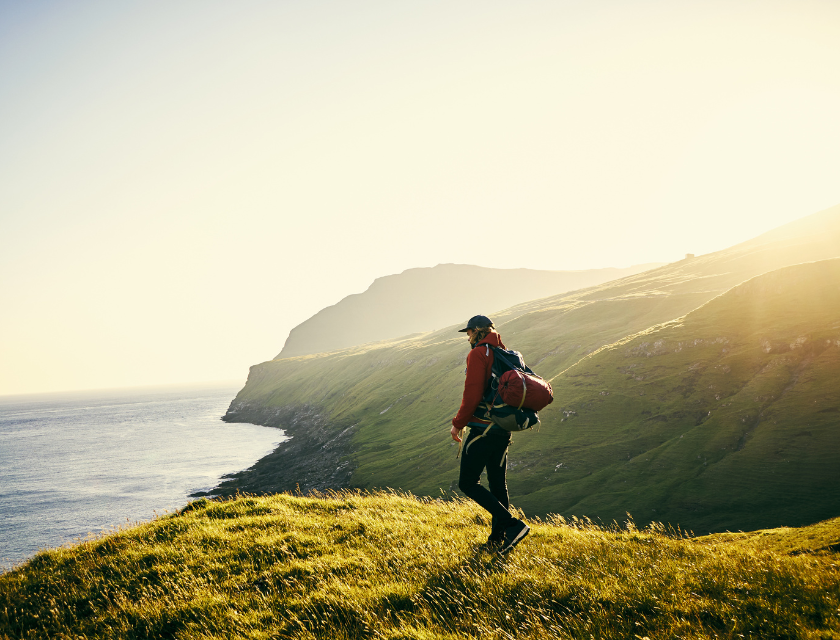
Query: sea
0 382 285 570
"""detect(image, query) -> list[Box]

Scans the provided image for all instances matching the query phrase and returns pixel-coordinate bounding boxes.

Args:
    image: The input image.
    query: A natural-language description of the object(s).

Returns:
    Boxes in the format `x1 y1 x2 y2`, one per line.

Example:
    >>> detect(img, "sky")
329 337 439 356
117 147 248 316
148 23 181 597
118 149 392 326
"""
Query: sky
1 0 839 395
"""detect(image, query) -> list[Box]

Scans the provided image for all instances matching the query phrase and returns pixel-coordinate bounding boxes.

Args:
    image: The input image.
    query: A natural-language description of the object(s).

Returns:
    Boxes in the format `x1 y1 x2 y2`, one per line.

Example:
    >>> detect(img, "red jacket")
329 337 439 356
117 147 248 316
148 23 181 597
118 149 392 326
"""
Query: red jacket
452 331 507 429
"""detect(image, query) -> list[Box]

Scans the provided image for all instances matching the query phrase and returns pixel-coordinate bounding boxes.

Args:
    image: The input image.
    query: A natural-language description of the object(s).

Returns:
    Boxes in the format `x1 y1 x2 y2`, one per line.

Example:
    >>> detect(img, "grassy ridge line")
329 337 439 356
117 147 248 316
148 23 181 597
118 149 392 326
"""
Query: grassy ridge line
546 318 687 383
546 270 782 383
278 263 663 358
705 517 840 556
2 492 839 640
563 253 833 378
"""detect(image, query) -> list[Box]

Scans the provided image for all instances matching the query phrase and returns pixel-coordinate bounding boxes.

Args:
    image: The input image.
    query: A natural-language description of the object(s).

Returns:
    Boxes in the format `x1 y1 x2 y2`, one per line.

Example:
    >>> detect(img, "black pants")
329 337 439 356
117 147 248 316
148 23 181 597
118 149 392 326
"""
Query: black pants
458 427 512 534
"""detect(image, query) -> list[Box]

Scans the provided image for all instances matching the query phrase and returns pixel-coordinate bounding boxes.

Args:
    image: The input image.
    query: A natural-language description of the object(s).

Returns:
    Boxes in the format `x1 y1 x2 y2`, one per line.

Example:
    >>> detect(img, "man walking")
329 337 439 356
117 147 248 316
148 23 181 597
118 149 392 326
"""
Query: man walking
451 315 530 553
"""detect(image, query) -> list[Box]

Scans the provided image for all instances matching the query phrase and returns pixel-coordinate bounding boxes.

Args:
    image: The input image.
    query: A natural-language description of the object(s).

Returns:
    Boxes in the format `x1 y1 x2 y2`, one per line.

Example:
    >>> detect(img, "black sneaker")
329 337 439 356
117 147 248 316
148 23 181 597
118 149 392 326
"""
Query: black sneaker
500 519 530 553
481 532 504 551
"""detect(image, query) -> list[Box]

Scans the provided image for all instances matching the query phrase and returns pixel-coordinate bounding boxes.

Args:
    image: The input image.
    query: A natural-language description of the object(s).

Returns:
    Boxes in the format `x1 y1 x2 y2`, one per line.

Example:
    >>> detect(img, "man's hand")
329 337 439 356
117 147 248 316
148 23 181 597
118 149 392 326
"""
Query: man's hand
450 425 463 443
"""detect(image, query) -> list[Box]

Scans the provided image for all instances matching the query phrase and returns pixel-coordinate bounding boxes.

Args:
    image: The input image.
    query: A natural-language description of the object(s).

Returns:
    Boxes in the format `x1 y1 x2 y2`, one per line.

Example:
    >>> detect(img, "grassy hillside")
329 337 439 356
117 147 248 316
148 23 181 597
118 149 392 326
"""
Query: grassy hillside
278 262 662 358
221 205 840 533
2 493 839 639
510 258 840 532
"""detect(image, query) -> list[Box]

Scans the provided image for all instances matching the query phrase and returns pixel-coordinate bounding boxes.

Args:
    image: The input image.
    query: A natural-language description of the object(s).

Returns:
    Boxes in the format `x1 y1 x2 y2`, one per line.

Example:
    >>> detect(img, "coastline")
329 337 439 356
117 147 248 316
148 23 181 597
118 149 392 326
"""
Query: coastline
205 401 356 496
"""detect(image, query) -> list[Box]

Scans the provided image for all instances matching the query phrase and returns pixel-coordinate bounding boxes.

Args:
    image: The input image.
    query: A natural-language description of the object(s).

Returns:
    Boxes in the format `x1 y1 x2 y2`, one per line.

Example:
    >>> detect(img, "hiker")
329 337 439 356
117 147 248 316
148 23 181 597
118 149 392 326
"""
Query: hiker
451 315 530 553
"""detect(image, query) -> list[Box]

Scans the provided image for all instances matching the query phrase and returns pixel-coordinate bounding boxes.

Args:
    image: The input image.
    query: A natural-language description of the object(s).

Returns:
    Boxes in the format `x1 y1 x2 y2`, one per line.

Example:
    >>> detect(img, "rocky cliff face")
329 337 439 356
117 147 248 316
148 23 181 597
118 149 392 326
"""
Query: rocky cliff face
202 402 356 496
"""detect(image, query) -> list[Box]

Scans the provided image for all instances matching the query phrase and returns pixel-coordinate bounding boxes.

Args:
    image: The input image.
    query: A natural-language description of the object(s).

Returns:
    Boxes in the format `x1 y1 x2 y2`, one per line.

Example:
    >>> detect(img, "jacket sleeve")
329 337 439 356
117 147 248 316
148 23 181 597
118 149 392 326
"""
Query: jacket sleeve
452 348 490 429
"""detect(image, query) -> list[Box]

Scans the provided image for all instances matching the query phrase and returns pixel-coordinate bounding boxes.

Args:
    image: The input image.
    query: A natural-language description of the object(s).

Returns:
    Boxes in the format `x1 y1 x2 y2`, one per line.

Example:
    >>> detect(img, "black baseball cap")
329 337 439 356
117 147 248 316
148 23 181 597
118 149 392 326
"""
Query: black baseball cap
458 315 493 332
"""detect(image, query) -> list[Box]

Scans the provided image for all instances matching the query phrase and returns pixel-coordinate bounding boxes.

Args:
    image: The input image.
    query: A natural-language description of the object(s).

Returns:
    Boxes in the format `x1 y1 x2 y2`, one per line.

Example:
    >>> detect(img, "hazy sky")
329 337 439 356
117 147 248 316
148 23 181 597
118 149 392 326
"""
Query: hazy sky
2 0 839 395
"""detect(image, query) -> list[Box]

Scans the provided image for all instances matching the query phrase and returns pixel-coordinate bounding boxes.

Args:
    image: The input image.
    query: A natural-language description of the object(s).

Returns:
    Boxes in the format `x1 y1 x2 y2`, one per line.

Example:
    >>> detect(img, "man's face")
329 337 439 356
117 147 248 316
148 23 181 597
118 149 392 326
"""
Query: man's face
466 328 475 341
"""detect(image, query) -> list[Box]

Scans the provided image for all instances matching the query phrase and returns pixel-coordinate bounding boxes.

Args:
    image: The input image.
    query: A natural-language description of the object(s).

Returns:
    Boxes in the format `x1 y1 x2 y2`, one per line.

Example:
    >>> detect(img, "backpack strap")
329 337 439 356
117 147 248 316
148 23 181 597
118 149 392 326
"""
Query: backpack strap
488 345 524 373
516 371 527 410
499 440 511 467
464 431 487 456
489 345 539 377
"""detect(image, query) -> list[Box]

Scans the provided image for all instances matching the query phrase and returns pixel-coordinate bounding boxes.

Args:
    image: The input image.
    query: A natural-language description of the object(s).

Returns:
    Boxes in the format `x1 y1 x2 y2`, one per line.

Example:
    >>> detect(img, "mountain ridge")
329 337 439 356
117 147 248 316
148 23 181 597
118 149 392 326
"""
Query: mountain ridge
277 262 663 358
220 203 840 533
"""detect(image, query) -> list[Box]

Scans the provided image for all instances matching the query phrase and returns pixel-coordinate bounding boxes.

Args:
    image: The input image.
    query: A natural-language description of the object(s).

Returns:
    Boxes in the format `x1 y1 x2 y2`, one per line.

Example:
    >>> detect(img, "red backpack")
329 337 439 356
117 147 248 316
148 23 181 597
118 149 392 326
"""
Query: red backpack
496 367 554 411
477 346 554 431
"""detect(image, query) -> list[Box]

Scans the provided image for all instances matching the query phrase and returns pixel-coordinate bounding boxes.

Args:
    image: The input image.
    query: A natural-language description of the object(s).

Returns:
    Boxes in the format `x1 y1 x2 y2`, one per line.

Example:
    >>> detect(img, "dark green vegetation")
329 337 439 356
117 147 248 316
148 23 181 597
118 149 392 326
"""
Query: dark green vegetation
3 493 839 639
222 204 840 534
278 262 661 358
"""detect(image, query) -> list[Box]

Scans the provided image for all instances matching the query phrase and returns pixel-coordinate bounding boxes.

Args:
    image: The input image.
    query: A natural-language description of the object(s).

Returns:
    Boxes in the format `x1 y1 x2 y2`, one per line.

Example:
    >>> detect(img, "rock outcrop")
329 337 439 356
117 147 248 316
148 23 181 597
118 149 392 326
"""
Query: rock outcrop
199 402 356 496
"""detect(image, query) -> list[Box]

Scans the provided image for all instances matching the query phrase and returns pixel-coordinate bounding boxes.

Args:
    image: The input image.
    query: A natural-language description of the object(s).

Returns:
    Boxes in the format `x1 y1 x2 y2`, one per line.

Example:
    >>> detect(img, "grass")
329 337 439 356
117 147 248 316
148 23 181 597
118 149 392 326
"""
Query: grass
2 492 839 639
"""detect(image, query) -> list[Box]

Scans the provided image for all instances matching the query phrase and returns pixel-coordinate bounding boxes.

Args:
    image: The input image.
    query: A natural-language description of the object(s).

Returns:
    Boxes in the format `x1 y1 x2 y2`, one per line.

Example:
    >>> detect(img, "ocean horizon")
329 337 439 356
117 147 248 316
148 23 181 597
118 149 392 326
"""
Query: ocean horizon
0 382 286 570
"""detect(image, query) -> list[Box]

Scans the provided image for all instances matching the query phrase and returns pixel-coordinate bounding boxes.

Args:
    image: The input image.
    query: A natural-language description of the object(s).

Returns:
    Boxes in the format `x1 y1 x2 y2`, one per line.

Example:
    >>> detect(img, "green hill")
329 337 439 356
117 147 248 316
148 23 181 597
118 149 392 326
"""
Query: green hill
218 204 840 533
512 258 840 532
2 493 839 639
277 262 662 358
